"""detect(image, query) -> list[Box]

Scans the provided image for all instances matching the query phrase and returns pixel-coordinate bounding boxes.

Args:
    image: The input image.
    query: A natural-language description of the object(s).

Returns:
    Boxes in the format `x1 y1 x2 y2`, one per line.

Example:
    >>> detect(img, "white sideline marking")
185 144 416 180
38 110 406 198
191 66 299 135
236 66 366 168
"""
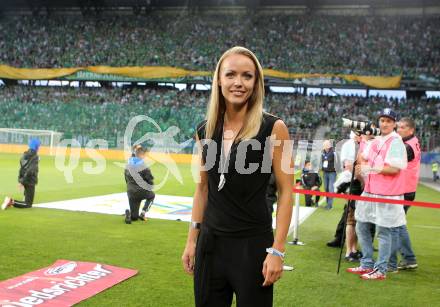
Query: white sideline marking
35 193 316 229
420 181 440 193
413 225 440 230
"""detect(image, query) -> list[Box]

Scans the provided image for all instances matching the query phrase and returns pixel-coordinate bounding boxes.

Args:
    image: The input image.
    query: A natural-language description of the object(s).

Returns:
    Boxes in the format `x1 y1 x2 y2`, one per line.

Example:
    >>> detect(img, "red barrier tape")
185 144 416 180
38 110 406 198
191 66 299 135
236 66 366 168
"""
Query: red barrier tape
292 188 440 209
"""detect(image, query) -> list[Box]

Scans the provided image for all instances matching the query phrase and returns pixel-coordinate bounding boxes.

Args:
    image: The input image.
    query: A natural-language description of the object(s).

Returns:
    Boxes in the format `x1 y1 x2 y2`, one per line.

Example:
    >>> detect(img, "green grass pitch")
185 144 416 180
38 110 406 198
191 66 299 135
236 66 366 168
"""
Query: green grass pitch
0 153 439 306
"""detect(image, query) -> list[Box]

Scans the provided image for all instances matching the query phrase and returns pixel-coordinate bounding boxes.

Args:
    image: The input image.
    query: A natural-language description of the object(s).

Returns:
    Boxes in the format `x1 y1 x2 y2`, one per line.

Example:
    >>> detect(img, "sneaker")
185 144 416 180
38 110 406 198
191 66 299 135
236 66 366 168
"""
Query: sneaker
345 252 360 262
1 197 12 210
387 267 399 274
139 210 147 221
125 209 131 224
346 266 374 275
398 261 418 270
361 269 386 280
326 239 342 248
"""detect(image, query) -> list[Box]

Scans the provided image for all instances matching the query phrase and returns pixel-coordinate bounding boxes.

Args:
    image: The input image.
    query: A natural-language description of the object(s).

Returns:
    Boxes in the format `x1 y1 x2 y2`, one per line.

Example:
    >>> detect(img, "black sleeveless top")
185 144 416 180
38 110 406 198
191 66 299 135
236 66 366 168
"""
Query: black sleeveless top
196 113 280 237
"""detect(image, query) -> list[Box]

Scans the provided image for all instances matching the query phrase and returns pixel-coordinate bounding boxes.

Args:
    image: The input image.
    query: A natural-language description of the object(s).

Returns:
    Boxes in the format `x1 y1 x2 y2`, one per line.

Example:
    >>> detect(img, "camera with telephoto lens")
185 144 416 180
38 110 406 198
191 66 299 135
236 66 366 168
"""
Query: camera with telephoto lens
342 118 381 136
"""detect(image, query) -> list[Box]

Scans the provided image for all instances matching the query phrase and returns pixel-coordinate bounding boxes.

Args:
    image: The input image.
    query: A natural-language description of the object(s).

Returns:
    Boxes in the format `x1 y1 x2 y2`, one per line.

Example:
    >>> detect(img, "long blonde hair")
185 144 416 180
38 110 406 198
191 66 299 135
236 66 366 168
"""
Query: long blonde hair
204 46 265 141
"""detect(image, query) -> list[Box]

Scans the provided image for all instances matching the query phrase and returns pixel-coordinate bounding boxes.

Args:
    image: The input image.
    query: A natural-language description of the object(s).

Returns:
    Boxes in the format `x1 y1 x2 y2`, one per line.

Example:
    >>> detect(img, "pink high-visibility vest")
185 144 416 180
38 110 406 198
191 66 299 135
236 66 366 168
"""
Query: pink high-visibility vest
364 135 406 196
403 136 421 193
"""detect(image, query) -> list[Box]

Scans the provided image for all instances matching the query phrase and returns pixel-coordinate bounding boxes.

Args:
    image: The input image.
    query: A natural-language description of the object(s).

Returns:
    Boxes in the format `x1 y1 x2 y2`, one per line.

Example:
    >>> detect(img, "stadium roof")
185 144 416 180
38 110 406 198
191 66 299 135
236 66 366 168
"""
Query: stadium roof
1 0 438 11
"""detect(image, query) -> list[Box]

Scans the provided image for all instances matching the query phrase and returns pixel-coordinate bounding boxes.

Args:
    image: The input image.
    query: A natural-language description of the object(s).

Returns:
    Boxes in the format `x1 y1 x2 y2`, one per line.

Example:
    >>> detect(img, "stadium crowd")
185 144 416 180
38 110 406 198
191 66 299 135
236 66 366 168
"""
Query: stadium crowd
1 15 439 79
0 86 206 147
0 85 438 150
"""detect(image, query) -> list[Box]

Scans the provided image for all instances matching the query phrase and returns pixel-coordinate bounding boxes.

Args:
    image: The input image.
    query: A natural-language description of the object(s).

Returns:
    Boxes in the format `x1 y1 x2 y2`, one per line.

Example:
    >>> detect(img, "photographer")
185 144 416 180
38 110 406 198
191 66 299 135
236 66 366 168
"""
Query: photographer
124 145 155 224
347 109 407 281
2 138 41 210
388 117 420 272
327 120 375 249
332 132 363 261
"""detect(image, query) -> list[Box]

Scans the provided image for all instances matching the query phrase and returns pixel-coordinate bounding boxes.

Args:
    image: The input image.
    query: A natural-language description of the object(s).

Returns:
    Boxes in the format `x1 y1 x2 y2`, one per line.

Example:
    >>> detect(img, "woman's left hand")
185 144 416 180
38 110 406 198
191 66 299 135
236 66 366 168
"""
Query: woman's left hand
262 254 284 286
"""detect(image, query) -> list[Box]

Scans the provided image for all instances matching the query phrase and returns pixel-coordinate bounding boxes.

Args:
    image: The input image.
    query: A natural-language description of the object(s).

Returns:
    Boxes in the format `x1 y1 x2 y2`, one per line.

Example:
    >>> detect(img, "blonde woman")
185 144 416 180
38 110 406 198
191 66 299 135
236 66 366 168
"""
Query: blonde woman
181 46 293 307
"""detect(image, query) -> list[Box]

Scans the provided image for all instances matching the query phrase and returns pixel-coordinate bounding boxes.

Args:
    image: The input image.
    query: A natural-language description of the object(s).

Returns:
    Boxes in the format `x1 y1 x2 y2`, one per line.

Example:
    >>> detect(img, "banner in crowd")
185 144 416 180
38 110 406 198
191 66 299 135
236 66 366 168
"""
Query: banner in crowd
0 260 137 307
0 64 401 88
263 69 402 88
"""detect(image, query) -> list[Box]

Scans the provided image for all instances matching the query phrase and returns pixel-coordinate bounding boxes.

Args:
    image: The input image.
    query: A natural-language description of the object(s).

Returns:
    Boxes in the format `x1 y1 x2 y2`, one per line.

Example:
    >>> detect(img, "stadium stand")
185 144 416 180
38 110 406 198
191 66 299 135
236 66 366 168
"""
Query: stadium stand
1 85 438 150
0 15 439 80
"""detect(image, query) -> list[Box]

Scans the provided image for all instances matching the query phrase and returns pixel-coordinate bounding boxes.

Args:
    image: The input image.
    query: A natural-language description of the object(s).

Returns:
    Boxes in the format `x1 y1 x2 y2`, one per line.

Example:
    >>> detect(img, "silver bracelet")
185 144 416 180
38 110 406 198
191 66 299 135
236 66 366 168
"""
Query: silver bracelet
266 247 285 259
190 221 201 230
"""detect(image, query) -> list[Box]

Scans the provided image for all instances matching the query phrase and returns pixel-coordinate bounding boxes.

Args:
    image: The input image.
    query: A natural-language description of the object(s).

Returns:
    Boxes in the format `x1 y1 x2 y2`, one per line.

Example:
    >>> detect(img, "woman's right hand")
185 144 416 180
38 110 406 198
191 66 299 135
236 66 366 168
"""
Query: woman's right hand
182 243 196 275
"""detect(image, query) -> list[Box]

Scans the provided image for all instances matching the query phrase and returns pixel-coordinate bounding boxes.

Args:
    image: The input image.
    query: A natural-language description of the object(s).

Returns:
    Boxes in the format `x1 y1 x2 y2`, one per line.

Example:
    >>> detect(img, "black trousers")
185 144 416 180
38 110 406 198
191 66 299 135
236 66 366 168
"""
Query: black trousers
128 195 154 220
194 229 274 307
13 184 35 208
404 192 415 213
304 193 320 207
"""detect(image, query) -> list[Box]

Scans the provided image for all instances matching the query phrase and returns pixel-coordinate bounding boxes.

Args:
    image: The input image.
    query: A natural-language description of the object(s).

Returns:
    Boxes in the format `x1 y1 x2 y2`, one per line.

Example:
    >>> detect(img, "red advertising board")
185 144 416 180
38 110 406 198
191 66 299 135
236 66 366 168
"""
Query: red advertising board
0 260 138 307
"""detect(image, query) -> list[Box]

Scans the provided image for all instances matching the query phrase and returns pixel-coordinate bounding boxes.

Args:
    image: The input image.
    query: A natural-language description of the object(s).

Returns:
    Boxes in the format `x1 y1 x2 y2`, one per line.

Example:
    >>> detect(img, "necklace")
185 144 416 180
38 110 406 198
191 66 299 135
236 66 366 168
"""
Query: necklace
218 119 240 191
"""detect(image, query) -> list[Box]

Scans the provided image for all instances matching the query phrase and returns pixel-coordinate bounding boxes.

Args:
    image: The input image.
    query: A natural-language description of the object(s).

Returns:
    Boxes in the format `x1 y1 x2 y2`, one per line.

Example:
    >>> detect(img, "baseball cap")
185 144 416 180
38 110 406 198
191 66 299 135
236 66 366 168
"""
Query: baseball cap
28 138 41 152
378 108 398 122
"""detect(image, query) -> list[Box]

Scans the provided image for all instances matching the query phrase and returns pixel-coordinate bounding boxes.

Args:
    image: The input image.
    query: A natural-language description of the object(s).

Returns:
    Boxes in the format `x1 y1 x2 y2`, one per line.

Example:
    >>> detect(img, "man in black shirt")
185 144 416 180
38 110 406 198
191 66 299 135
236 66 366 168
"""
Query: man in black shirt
2 139 40 210
124 145 155 224
301 161 321 207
